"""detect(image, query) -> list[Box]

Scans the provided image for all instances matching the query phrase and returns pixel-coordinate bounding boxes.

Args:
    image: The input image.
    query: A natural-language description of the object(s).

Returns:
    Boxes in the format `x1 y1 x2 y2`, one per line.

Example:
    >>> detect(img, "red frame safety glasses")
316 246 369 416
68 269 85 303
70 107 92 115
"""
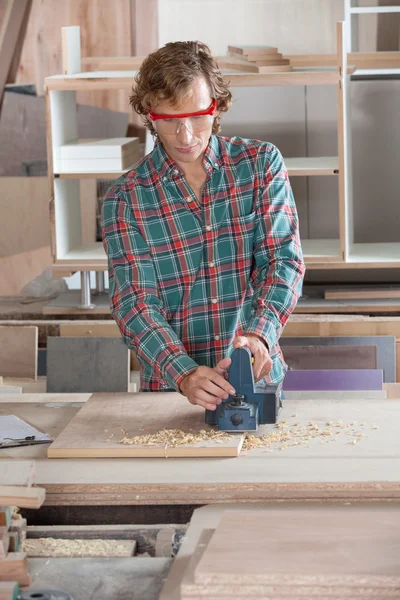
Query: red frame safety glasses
148 99 217 134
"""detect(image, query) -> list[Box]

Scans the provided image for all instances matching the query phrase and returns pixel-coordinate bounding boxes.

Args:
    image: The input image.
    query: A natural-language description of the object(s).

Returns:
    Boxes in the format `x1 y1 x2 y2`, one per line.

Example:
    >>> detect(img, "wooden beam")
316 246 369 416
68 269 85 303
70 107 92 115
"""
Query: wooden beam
0 0 32 108
0 486 45 509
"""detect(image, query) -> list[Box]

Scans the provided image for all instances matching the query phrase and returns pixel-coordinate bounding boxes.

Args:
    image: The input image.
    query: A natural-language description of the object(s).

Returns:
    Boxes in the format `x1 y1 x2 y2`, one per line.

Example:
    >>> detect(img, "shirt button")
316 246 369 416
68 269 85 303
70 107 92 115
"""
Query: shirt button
173 169 179 175
163 176 168 182
209 262 215 268
187 197 193 202
212 298 218 304
214 335 220 341
206 225 212 231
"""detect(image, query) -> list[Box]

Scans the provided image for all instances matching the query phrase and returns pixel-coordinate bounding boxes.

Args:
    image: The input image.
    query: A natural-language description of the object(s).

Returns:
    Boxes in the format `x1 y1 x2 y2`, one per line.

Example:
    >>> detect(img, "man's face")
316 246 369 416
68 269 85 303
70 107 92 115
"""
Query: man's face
150 77 214 168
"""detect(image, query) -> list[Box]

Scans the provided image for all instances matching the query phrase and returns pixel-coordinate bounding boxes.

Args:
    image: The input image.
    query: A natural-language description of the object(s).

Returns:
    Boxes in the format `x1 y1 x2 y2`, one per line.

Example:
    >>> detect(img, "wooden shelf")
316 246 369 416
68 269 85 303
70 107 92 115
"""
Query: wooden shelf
45 68 339 91
285 157 339 176
55 169 133 179
350 5 400 13
302 239 342 262
351 68 400 80
56 243 106 268
348 243 400 264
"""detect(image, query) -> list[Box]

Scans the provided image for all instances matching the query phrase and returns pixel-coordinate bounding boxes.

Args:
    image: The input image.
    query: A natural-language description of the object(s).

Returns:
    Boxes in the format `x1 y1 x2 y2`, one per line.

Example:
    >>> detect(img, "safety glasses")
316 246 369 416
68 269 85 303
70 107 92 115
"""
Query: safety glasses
148 99 217 134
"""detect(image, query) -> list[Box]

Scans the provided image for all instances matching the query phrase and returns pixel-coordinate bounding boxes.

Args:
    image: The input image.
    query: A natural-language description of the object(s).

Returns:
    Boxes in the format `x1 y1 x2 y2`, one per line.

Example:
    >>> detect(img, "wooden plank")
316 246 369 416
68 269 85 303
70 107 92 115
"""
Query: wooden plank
280 335 396 383
0 552 31 586
0 486 45 509
0 461 35 487
0 509 11 530
283 369 383 391
59 323 120 338
47 393 244 458
0 529 9 560
193 508 400 588
24 537 136 558
9 520 26 547
0 393 90 403
325 285 400 300
161 503 400 600
384 383 400 398
283 318 400 338
284 390 387 399
0 326 37 379
0 0 32 107
0 582 19 600
7 533 18 553
282 345 377 371
219 56 292 73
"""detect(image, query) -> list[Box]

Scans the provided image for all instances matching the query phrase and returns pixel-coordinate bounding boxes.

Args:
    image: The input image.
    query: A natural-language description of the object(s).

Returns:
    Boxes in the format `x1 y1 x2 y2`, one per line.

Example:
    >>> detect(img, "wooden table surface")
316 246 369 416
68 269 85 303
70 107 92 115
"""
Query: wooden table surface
1 394 399 506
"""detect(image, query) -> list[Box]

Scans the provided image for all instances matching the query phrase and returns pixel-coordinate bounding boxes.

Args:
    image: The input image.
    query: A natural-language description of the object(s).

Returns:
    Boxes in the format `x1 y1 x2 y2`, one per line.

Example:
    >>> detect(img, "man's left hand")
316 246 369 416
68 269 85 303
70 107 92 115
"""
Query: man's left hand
233 334 273 382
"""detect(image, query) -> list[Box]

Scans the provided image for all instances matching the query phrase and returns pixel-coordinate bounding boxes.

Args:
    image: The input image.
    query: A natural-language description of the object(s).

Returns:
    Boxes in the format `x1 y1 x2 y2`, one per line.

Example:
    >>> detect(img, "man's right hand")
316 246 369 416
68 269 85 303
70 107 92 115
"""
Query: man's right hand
179 357 235 411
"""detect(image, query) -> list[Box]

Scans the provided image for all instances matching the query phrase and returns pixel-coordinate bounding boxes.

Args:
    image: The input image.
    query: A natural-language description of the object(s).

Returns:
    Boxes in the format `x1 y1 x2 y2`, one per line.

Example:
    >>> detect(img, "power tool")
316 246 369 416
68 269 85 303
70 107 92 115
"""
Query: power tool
205 346 282 432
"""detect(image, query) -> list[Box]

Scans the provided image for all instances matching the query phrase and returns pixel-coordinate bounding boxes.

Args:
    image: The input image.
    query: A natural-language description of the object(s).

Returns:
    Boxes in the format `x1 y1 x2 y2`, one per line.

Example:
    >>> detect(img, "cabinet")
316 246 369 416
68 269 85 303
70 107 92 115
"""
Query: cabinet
44 22 399 309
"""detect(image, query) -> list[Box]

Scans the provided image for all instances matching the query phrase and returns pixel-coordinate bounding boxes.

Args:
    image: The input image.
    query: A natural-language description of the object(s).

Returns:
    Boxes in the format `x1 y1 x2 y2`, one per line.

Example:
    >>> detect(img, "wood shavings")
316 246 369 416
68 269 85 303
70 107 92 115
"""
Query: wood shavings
119 428 232 448
242 416 380 452
23 537 136 558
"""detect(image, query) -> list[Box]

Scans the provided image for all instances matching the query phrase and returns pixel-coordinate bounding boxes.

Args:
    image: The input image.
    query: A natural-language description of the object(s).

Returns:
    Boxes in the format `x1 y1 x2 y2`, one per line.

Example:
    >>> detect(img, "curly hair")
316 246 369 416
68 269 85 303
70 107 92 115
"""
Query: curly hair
130 41 232 137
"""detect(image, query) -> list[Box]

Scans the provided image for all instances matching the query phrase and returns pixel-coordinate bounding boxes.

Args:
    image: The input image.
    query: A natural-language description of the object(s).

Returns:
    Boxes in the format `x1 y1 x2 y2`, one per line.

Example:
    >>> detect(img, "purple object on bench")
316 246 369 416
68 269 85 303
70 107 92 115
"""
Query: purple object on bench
282 369 383 391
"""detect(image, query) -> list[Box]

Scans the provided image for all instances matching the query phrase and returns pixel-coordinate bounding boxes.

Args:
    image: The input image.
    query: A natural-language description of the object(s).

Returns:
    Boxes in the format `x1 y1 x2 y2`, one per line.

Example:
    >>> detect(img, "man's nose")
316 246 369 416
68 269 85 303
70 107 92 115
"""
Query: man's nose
176 119 193 142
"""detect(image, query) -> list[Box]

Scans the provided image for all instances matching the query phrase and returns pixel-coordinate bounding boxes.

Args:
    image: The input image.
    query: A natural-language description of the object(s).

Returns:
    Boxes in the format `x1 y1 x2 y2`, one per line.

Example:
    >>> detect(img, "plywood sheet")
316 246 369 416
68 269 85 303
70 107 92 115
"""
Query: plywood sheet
47 393 244 458
0 326 37 379
282 345 377 371
161 503 400 600
280 335 396 383
194 509 400 587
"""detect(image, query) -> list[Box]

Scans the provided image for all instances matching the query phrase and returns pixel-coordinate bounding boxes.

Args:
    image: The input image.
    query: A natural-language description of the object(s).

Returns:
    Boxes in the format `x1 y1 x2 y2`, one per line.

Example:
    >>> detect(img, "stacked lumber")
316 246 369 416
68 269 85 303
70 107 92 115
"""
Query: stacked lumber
179 509 400 599
225 45 293 73
0 461 46 595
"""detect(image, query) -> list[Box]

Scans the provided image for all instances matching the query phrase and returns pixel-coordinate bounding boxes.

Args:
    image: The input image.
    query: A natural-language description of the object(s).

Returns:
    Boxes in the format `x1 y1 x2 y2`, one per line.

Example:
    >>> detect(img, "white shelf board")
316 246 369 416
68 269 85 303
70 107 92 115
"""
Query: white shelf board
48 70 138 80
60 242 106 262
352 68 400 78
302 239 341 259
55 167 134 178
348 243 400 263
350 6 400 13
285 156 339 176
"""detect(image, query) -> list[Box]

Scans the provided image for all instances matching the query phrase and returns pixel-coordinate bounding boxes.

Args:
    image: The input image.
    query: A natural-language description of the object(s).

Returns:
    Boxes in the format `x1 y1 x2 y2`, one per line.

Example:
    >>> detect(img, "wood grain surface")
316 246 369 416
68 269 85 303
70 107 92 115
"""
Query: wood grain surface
194 509 400 586
47 393 244 458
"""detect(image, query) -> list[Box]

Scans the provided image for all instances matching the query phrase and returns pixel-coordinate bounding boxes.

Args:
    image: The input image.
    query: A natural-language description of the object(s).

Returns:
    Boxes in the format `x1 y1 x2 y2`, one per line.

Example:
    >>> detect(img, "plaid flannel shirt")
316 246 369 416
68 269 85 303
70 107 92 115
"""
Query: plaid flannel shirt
102 135 305 391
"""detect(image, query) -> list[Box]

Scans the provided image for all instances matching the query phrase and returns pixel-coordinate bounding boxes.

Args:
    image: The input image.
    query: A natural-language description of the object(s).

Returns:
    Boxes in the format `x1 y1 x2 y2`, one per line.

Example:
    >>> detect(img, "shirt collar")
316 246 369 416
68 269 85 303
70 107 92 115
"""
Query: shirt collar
152 135 222 180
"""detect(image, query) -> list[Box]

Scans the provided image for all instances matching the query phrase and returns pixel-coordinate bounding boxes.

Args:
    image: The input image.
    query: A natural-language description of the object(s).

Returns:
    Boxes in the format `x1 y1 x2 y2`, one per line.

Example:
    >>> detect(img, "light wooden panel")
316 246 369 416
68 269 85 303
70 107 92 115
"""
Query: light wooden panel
193 508 400 588
0 326 38 379
282 345 377 371
158 0 344 55
48 393 244 458
16 0 133 110
0 177 50 257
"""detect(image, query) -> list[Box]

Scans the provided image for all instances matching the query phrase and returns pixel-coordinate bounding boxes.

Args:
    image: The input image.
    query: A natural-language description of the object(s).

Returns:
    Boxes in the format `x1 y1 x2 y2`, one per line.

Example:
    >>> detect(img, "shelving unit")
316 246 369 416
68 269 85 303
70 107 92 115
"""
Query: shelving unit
44 22 400 311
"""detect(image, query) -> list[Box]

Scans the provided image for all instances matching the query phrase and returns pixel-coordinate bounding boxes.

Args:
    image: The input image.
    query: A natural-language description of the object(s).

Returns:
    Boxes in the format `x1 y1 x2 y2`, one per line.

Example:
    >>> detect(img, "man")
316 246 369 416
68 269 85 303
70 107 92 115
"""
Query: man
102 41 305 411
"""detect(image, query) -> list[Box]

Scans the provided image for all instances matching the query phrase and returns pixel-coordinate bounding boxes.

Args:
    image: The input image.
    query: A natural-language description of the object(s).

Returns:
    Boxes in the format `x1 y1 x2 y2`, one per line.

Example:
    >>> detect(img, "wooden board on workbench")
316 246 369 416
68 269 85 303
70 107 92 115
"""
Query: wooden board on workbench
192 509 400 591
47 393 244 458
282 345 377 371
0 326 38 379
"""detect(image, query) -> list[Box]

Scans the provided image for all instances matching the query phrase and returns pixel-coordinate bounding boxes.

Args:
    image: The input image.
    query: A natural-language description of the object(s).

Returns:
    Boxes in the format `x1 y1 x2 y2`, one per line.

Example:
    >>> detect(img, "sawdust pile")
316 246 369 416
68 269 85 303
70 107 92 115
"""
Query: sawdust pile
242 418 378 451
23 538 135 558
119 428 231 447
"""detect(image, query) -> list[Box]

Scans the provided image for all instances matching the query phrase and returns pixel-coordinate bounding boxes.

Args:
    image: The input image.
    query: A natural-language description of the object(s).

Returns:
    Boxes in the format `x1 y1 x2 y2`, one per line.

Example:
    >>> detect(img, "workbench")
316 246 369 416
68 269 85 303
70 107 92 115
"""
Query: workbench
1 393 399 507
1 393 399 600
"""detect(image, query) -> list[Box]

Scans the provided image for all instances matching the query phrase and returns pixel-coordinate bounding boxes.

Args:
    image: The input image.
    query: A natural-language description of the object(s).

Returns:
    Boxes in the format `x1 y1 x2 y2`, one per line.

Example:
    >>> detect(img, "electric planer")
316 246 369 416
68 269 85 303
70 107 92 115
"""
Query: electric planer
205 346 282 432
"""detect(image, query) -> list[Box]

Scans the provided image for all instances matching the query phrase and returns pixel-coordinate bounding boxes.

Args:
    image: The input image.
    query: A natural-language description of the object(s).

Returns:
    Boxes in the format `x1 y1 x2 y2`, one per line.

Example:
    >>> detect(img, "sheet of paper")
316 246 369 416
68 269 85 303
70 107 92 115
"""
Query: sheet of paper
0 414 53 446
